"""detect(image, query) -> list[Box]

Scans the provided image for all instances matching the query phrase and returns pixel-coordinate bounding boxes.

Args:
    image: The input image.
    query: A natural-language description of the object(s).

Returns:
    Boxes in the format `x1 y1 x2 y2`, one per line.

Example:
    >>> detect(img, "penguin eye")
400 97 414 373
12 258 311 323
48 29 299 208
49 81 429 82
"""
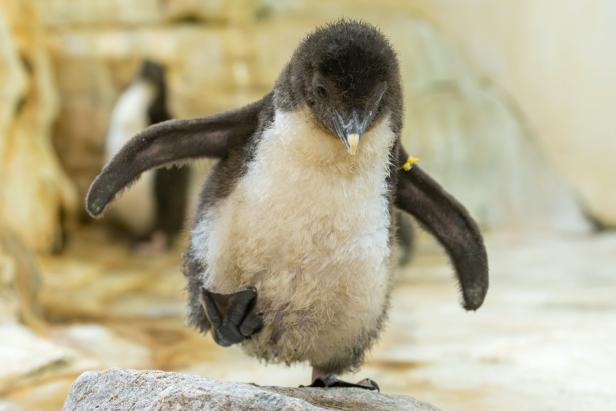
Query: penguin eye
315 85 328 99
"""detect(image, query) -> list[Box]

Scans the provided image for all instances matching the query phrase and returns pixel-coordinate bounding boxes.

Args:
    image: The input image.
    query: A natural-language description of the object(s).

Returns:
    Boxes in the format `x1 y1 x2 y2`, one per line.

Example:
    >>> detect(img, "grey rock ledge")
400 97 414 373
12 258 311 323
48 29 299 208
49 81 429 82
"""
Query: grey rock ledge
62 368 440 411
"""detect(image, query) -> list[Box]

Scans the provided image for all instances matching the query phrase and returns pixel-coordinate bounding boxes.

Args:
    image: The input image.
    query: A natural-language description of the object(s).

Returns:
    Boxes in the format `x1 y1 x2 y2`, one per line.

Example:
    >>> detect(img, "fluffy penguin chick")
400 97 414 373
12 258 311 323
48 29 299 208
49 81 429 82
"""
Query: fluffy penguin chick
188 23 403 384
193 109 395 372
86 20 489 389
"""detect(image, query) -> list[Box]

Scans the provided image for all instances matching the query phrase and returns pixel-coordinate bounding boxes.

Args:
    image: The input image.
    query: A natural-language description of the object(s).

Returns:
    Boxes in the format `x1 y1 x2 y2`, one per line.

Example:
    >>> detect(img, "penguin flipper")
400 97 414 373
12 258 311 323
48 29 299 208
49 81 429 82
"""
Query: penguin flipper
394 144 489 310
86 93 272 217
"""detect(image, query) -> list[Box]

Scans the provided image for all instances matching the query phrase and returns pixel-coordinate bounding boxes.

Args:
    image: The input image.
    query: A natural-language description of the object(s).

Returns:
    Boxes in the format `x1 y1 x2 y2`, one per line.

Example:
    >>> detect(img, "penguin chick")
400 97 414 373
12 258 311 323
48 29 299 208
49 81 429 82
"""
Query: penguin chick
86 20 488 389
104 60 190 250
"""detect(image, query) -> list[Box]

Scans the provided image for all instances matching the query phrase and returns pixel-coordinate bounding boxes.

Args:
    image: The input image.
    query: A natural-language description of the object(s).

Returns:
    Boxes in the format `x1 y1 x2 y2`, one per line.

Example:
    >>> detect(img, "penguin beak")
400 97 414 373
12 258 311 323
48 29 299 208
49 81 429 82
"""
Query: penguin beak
331 82 387 156
347 133 360 156
331 111 367 156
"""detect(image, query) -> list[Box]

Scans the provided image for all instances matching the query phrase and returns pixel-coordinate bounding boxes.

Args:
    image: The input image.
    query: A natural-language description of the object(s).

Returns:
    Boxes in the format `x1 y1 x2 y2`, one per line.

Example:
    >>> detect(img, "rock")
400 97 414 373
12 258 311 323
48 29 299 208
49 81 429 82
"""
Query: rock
0 0 77 252
0 323 77 392
36 228 186 322
406 0 616 227
0 321 161 409
62 368 439 411
52 324 151 370
0 400 21 411
37 0 263 27
0 222 45 329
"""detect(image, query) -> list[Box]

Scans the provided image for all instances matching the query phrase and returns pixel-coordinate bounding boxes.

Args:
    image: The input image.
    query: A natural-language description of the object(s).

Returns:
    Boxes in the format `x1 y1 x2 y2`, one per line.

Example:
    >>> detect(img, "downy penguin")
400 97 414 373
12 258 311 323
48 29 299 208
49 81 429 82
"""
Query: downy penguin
86 21 488 389
104 60 190 249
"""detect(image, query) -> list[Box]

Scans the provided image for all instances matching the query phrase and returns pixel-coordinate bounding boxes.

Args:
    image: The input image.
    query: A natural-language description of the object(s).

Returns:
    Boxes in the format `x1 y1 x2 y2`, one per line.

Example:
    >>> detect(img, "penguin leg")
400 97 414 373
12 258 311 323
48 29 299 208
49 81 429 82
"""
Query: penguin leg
305 368 380 391
199 287 263 347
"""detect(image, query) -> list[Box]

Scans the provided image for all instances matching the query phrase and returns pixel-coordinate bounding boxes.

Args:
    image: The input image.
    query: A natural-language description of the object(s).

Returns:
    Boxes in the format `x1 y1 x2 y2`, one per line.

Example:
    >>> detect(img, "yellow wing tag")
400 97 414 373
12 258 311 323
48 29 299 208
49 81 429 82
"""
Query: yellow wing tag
402 155 420 171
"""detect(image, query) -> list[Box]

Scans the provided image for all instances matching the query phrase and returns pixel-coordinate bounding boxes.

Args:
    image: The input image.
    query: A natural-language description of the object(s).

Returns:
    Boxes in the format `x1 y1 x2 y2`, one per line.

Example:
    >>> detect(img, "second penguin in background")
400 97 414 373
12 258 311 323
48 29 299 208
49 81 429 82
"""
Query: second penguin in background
104 60 190 251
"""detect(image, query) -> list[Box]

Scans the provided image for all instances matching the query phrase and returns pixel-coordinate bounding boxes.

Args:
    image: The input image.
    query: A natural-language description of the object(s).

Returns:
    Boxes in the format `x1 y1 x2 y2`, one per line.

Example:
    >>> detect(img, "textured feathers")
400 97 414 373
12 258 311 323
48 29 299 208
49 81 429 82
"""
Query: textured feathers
86 19 489 376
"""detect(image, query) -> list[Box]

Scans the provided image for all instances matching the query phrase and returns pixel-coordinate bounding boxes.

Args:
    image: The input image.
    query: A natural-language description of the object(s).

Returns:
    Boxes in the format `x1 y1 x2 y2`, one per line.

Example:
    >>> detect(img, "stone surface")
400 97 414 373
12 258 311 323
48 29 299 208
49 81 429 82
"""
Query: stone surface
0 223 44 327
62 368 438 411
0 322 154 410
0 0 77 252
0 323 77 392
409 0 616 226
37 0 263 27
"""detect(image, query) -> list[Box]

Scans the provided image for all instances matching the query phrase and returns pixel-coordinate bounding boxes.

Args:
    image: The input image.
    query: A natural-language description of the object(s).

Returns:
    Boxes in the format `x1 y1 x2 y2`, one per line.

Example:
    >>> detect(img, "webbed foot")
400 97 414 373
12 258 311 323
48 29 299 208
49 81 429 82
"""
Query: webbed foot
199 286 263 347
306 375 380 391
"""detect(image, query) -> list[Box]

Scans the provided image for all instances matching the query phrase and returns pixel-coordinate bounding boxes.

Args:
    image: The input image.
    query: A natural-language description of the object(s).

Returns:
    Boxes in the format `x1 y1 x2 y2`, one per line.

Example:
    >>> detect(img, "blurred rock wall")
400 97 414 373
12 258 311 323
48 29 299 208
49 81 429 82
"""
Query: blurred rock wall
410 0 616 226
29 0 601 231
0 0 76 252
0 222 45 329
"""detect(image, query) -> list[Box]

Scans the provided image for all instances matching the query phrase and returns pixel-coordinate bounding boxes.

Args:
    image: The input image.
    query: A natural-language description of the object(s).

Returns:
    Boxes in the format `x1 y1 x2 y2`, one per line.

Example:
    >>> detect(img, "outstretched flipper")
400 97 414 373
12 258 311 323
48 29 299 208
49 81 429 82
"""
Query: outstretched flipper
395 145 489 310
86 93 272 217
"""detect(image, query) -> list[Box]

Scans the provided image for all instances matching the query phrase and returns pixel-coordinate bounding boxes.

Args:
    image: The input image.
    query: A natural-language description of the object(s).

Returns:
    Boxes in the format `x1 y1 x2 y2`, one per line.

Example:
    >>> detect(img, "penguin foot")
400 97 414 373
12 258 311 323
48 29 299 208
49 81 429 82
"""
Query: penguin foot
305 375 380 391
199 286 263 347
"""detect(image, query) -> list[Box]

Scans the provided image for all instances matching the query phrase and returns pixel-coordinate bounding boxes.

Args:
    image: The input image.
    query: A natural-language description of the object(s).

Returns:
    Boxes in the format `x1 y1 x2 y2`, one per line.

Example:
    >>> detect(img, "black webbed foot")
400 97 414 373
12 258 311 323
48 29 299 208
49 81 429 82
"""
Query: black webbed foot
199 286 263 347
306 375 380 391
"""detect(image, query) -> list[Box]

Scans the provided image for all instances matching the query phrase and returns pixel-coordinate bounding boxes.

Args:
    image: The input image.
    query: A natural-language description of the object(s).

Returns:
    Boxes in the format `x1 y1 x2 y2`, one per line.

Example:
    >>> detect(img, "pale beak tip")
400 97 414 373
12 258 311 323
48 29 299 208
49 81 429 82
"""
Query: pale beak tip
347 133 360 156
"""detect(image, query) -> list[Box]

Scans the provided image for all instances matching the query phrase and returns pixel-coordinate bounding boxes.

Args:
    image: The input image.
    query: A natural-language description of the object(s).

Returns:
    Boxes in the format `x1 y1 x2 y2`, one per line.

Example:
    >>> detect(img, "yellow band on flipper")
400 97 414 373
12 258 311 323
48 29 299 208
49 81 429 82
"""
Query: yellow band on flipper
402 155 420 171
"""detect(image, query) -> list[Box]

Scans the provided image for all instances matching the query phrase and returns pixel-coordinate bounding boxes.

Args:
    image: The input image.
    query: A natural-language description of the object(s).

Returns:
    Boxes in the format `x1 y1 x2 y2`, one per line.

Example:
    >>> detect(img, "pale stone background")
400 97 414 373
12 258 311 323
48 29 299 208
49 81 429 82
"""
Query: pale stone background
36 0 601 235
411 0 616 226
5 0 616 249
0 1 615 410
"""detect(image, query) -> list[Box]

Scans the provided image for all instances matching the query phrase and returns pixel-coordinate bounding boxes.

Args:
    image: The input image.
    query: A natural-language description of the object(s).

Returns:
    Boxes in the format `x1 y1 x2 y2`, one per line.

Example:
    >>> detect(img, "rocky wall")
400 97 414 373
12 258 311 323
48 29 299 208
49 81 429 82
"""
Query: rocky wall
39 0 590 231
0 0 76 252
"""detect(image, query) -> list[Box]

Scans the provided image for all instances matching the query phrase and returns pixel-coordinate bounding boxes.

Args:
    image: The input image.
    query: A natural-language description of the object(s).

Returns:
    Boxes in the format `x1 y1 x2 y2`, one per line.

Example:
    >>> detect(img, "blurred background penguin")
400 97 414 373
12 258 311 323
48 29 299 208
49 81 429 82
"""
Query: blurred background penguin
103 60 191 252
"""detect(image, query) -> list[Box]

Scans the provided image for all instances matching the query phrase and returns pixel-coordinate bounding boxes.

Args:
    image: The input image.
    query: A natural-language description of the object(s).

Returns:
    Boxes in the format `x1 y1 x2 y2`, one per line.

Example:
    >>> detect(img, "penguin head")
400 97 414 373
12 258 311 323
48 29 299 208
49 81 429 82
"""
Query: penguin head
138 60 166 89
137 60 171 124
289 20 400 155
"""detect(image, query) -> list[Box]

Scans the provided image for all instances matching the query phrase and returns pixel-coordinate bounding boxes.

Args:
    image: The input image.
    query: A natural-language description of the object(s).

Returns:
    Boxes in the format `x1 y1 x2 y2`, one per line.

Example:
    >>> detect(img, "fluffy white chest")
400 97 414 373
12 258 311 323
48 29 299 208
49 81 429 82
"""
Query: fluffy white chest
192 108 397 365
196 107 395 298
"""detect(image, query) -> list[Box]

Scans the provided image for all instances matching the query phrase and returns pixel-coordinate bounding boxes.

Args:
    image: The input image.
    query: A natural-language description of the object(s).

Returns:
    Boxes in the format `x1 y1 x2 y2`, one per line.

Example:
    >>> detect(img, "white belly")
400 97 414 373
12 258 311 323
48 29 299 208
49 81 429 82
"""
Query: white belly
192 108 396 365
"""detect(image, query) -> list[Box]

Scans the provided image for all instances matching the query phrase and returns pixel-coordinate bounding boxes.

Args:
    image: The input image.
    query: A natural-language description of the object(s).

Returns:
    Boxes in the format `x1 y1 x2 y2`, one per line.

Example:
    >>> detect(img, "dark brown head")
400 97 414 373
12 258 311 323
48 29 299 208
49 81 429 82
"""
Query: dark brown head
283 20 402 155
138 60 166 88
137 60 171 124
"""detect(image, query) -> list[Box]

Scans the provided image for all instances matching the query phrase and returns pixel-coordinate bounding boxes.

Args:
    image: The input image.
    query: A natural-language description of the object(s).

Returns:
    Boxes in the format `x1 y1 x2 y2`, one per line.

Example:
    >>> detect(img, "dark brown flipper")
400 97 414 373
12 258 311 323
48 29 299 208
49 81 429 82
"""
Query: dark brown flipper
395 145 489 310
85 93 272 217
